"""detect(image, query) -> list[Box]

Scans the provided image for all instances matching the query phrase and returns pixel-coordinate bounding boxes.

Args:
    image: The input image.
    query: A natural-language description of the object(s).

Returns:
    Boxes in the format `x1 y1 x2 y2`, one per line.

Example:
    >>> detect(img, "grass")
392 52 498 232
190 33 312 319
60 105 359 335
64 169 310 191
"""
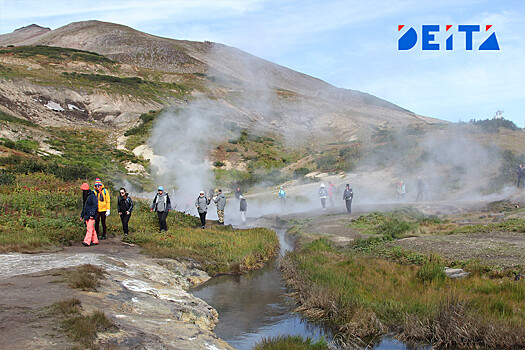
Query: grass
0 110 37 126
53 264 106 291
127 221 279 275
281 234 525 348
45 298 117 349
0 45 113 64
253 335 328 350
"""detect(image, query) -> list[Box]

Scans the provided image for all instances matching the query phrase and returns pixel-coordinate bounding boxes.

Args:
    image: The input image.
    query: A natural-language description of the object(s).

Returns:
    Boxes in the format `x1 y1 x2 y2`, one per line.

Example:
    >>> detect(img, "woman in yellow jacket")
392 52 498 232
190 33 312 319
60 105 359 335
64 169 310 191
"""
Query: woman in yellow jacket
94 178 110 240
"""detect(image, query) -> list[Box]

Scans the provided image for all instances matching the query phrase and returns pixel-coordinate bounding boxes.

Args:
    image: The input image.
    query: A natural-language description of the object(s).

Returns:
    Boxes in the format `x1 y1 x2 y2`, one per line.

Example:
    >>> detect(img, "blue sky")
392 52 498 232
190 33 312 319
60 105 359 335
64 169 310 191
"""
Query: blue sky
1 0 524 125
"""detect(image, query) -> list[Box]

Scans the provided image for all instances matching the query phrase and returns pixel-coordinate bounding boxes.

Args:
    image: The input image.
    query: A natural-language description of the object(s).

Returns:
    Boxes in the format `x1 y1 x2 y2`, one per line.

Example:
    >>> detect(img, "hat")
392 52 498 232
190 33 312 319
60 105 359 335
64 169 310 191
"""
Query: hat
200 191 205 194
320 183 325 187
80 183 89 190
94 178 102 187
218 189 222 192
158 186 164 191
346 183 350 187
239 195 243 199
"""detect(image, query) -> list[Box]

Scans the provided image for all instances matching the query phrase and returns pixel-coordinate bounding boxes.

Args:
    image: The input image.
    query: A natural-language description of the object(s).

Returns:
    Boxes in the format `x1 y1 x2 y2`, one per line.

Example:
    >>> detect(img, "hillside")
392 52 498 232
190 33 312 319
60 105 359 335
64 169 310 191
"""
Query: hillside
0 21 434 136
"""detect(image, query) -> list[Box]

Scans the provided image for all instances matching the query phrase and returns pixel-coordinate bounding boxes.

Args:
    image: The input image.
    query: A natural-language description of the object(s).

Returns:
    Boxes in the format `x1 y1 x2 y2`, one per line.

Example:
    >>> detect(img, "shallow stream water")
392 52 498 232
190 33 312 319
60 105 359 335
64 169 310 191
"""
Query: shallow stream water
191 227 424 350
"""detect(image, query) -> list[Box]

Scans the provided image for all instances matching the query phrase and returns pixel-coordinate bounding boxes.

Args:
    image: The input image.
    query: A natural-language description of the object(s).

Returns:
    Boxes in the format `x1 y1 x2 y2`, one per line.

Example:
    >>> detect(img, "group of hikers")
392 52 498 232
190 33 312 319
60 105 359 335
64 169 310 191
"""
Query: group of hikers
80 178 133 246
79 179 249 245
396 176 428 202
316 183 354 214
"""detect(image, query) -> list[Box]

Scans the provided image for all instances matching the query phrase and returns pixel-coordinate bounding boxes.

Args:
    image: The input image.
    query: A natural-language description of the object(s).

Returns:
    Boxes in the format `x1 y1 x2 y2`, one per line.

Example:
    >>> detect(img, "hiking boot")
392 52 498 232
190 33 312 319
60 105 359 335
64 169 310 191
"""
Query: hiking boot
82 242 90 247
202 226 205 229
101 235 107 240
92 242 98 245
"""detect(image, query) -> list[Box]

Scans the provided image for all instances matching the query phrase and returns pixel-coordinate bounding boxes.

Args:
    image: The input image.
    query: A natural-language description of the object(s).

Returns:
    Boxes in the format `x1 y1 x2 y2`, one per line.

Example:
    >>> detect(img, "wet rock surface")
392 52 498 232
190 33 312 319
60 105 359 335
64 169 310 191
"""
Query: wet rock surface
0 239 233 350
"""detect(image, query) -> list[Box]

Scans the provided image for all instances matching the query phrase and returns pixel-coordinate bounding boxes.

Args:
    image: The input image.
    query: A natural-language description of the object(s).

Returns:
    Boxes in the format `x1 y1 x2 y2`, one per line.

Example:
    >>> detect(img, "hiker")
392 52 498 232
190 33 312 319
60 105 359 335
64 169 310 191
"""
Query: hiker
328 183 336 207
80 183 98 246
278 186 286 207
214 189 226 225
80 182 90 225
416 176 424 202
397 181 406 200
239 195 247 224
235 187 242 200
195 190 210 229
318 183 329 211
517 165 524 187
343 184 353 215
94 178 110 240
117 187 133 237
151 186 172 232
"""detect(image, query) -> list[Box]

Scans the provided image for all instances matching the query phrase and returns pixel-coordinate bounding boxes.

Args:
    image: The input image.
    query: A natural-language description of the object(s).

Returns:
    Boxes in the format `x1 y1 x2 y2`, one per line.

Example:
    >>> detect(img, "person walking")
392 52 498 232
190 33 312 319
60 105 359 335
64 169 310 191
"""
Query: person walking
318 183 328 211
94 178 110 240
416 176 424 202
328 183 336 207
278 186 286 207
397 181 406 201
343 184 354 215
517 165 524 188
117 187 133 237
195 190 210 229
80 183 98 246
214 189 226 225
235 187 242 200
239 195 247 224
151 186 172 232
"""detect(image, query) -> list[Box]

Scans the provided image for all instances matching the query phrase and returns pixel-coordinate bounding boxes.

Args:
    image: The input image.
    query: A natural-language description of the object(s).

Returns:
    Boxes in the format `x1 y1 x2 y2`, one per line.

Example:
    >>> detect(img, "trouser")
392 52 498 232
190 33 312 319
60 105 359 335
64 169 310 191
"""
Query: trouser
345 199 352 214
199 212 207 227
241 211 246 223
321 198 326 209
120 213 131 234
157 211 169 231
83 218 98 245
518 176 523 187
329 196 334 206
416 191 423 202
280 197 286 206
217 209 224 224
95 212 107 238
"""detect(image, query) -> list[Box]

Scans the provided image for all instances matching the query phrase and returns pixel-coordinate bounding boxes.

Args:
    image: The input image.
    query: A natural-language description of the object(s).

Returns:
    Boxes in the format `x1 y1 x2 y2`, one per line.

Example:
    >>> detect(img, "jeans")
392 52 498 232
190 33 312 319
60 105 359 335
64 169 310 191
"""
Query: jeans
120 213 131 234
199 212 207 227
345 199 352 214
157 211 169 231
95 212 107 237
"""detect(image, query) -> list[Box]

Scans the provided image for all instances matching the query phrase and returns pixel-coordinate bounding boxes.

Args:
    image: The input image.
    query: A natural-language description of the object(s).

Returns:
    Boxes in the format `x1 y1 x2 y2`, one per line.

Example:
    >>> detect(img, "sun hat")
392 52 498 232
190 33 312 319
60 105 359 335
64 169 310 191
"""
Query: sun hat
80 183 89 190
158 186 164 191
200 191 205 194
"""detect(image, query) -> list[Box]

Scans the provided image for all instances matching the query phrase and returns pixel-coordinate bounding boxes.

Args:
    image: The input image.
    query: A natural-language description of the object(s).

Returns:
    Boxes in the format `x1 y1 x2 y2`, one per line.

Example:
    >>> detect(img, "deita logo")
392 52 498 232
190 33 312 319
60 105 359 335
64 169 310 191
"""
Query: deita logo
398 25 500 51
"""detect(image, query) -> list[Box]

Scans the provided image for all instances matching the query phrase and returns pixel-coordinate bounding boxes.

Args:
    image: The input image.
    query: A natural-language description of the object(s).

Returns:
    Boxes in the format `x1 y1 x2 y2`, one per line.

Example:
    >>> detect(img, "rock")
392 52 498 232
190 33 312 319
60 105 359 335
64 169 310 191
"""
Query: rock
444 267 470 279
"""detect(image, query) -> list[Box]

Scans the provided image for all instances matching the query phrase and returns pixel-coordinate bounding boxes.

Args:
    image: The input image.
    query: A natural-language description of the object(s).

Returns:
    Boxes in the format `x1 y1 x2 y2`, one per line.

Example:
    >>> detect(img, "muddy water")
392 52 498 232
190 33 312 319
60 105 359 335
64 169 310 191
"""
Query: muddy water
191 227 419 350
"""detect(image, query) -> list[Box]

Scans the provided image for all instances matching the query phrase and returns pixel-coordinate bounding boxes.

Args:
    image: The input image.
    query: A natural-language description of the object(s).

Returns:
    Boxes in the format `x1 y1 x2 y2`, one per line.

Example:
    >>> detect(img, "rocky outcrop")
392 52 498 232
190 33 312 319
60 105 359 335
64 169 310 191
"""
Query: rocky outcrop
0 243 233 349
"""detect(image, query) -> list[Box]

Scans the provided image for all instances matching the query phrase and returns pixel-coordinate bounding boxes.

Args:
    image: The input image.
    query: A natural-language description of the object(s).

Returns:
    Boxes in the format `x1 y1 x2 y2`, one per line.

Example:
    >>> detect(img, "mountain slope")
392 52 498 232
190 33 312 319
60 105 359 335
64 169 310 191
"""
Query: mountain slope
0 20 441 142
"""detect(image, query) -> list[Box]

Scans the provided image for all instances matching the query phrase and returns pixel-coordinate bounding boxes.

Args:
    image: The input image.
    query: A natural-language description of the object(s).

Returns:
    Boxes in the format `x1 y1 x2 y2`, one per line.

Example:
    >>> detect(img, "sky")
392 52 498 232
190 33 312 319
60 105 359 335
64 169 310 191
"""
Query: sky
1 0 524 125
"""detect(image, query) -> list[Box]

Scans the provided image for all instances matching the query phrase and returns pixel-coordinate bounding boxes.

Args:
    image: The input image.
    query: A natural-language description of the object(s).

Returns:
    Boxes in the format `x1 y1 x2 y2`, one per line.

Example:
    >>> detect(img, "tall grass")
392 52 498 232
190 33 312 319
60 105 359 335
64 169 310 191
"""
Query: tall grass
282 238 525 348
253 335 328 350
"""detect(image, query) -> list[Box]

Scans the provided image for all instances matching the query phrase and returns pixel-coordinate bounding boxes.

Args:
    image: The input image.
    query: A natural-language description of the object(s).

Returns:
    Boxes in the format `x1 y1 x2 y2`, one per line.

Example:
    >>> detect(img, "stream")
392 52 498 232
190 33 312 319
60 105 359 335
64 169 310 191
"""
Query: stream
191 226 421 350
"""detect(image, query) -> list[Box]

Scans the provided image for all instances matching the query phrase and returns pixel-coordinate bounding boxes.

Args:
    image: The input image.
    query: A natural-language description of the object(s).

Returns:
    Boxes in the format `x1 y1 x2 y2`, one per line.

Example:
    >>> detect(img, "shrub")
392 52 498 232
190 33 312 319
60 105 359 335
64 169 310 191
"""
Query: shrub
0 170 15 185
213 161 225 167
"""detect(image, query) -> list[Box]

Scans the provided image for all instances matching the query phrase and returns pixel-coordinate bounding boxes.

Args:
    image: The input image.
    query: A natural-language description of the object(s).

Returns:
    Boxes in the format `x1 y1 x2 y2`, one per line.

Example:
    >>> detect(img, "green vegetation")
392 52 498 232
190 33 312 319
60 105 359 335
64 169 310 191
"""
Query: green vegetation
0 172 278 274
127 213 278 275
283 210 525 348
253 335 328 350
125 109 163 151
0 45 113 64
45 298 116 349
466 117 520 133
283 237 525 348
0 110 36 126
